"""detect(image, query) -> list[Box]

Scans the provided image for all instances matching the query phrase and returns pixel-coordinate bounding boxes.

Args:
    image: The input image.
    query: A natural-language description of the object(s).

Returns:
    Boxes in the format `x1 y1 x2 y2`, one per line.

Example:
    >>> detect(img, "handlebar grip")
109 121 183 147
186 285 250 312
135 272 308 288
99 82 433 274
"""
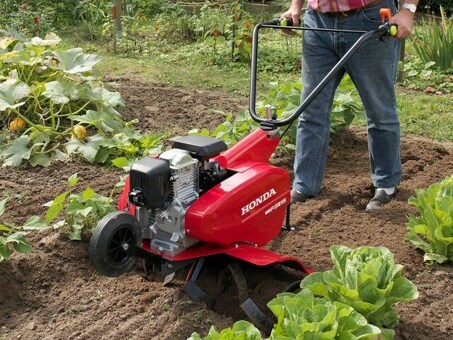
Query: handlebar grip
267 17 299 27
389 24 398 36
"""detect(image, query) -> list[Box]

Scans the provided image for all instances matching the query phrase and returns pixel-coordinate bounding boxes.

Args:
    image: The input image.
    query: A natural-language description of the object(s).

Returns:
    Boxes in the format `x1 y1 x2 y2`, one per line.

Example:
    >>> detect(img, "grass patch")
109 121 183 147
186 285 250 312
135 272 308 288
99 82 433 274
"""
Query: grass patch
352 88 453 142
398 90 453 141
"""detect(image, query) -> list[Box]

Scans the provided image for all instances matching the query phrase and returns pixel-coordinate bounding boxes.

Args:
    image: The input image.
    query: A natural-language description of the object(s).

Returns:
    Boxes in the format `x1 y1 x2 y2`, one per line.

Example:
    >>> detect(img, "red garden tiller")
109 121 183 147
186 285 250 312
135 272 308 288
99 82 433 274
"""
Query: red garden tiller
89 9 397 333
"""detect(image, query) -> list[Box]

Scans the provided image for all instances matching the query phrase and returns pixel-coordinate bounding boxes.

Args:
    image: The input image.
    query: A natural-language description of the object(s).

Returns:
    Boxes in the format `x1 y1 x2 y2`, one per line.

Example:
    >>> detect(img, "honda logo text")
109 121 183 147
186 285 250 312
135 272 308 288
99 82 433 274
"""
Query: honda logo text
241 188 277 215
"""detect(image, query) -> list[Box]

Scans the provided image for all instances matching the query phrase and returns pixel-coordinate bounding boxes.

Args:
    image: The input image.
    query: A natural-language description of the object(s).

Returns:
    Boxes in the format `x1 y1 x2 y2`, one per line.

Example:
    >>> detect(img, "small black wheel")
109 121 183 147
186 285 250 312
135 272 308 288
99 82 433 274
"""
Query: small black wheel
89 211 141 277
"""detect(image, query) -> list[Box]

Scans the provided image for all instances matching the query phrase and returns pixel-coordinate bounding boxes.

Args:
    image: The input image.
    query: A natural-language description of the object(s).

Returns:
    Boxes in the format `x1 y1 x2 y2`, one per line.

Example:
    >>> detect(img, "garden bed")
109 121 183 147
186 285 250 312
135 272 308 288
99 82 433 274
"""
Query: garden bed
0 77 452 339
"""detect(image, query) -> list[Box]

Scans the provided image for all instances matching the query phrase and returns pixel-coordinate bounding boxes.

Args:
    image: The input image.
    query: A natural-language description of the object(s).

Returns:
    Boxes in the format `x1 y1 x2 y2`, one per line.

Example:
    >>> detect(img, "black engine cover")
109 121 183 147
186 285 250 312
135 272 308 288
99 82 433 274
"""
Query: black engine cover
171 135 227 160
129 157 170 209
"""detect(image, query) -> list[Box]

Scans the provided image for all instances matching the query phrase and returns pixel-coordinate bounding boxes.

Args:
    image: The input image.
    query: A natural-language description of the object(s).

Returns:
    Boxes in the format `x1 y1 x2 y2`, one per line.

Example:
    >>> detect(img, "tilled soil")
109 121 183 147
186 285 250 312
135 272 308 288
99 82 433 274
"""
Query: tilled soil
0 77 452 340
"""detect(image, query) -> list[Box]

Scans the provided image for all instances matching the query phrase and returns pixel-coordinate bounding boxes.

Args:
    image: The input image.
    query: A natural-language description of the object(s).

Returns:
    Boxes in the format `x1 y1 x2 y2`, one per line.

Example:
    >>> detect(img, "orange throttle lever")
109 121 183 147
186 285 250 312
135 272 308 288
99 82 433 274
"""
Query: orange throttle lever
379 8 398 36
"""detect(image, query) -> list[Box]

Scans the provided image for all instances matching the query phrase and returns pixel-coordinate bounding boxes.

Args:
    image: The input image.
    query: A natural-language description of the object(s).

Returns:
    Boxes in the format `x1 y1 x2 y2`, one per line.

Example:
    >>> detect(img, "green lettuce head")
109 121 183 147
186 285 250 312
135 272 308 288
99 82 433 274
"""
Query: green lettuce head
268 288 381 339
406 175 453 263
301 245 418 339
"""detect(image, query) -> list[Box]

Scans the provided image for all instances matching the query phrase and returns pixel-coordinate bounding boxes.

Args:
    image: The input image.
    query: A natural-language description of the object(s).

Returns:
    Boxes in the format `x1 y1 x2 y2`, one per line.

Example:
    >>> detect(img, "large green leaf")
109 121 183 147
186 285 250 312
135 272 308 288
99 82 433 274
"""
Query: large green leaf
0 136 31 166
0 240 12 260
43 79 81 104
54 48 100 74
30 153 52 167
45 191 68 224
22 215 50 231
66 137 100 163
70 110 124 134
0 79 30 110
29 33 61 46
91 86 124 108
8 231 33 253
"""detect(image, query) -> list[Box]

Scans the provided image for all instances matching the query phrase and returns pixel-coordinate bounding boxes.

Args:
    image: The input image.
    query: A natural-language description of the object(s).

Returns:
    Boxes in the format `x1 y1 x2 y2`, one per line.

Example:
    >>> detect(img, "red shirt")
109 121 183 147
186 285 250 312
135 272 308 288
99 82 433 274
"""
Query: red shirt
308 0 379 12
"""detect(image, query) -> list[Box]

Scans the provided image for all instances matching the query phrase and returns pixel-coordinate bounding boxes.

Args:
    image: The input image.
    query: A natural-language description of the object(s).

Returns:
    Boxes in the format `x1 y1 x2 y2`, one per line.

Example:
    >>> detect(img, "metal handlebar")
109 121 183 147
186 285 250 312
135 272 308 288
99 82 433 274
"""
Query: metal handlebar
248 22 396 129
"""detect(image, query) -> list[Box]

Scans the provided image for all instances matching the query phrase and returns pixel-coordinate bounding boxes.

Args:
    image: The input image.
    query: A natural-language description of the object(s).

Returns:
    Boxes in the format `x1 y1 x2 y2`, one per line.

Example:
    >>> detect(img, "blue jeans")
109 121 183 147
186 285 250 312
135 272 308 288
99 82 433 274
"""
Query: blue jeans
293 0 401 196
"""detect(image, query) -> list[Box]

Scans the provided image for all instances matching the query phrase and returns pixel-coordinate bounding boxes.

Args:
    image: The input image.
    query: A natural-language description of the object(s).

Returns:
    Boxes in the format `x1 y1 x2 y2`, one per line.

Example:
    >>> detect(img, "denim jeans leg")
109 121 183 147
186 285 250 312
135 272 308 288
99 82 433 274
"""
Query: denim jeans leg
340 3 402 188
292 9 345 196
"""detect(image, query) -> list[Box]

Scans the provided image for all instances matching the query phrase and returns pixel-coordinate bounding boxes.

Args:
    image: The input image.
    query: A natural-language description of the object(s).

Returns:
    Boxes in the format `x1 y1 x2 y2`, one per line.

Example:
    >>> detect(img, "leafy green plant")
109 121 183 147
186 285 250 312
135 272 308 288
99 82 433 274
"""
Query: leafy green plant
190 1 254 65
189 289 381 340
26 174 116 240
152 3 196 44
0 2 54 38
189 320 262 340
268 289 381 339
301 245 419 339
190 108 258 147
412 7 453 71
399 56 453 94
132 0 170 19
108 13 154 55
192 2 234 65
406 174 453 264
0 198 46 261
0 32 166 167
258 76 363 145
229 2 254 62
74 0 111 41
190 76 362 148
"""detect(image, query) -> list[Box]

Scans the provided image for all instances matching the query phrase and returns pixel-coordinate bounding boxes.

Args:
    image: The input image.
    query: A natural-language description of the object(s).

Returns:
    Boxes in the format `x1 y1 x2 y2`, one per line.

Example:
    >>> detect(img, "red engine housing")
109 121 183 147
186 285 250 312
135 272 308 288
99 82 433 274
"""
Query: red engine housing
185 163 289 246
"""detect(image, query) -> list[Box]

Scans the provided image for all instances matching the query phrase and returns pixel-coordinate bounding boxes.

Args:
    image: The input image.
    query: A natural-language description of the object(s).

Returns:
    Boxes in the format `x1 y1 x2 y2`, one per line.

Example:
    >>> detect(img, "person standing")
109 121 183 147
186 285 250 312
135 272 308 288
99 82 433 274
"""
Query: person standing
282 0 418 212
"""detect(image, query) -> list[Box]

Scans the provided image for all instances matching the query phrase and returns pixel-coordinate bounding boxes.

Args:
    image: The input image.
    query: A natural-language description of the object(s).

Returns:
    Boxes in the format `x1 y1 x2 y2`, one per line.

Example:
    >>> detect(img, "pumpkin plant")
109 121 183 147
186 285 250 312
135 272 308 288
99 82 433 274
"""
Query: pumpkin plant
0 32 165 167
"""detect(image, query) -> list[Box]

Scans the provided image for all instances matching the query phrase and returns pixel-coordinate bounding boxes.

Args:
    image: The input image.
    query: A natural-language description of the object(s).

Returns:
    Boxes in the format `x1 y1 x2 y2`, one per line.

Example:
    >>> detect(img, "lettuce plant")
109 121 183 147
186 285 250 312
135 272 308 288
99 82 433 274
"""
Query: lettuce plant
301 245 418 339
188 320 262 340
268 289 381 339
189 289 381 340
406 175 453 263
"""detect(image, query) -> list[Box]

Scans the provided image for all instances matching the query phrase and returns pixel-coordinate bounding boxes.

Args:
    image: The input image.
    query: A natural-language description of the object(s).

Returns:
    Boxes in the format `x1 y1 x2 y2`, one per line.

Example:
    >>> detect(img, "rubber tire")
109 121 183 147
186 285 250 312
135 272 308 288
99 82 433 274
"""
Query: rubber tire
89 211 141 277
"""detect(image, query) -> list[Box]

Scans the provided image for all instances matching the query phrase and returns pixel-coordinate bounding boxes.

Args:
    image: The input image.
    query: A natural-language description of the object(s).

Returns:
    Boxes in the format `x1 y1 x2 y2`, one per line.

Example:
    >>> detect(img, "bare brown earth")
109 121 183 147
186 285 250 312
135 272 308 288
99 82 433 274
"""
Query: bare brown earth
1 77 452 340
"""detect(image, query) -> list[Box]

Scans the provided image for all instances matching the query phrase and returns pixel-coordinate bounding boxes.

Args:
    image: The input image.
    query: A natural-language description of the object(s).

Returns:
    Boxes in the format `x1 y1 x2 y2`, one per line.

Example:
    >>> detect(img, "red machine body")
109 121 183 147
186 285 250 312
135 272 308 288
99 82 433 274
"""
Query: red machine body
117 128 309 273
185 163 289 246
186 129 288 247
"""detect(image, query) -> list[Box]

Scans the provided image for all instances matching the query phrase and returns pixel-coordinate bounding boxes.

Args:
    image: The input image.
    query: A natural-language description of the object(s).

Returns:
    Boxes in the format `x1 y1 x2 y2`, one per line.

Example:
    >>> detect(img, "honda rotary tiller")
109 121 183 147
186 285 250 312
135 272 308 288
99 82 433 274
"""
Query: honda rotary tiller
89 10 397 333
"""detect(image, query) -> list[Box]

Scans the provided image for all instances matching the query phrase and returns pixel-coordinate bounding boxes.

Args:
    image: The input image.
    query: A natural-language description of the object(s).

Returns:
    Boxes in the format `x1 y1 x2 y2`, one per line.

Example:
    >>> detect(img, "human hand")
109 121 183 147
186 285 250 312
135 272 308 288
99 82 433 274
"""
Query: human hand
280 5 302 36
389 10 415 39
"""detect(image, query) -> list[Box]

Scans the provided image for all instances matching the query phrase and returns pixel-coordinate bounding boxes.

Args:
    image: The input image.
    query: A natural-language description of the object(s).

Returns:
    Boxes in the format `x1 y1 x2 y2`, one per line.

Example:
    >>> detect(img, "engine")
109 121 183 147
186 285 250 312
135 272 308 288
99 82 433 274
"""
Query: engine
127 135 228 256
